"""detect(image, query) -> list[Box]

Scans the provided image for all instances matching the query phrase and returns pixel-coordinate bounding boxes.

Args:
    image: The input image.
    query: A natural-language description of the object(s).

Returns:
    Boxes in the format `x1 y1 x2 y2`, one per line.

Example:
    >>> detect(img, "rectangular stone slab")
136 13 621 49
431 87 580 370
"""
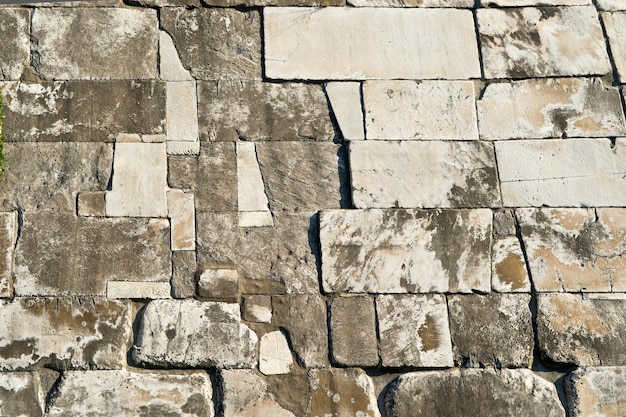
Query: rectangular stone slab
0 9 29 80
0 212 17 297
264 7 480 80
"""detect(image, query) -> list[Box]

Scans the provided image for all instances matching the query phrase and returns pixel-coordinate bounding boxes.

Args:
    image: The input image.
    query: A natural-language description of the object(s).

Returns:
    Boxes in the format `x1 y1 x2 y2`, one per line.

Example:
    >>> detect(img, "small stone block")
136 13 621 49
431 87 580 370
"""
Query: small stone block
325 82 364 140
167 141 200 155
243 295 272 323
106 281 171 299
171 250 197 299
259 330 293 375
142 134 166 143
116 133 141 143
77 191 106 217
238 211 274 227
167 189 196 251
197 265 241 300
566 366 626 417
330 296 378 367
492 236 531 293
308 368 380 417
0 212 18 298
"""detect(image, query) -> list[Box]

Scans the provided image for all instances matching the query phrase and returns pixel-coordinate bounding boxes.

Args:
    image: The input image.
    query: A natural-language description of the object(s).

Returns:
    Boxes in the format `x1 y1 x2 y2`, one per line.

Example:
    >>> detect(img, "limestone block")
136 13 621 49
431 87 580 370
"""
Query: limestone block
167 141 200 155
243 295 272 323
477 78 626 140
14 213 170 296
308 368 380 417
584 292 626 300
106 281 171 299
325 82 364 140
31 8 158 80
385 369 565 417
238 212 273 227
204 0 342 4
167 189 196 250
496 138 626 207
161 8 261 80
133 299 257 368
196 142 237 211
221 369 296 417
349 0 472 6
566 367 626 417
329 296 378 367
597 0 626 10
492 236 531 292
1 80 166 142
142 133 166 143
168 155 197 190
0 9 29 80
0 297 130 370
320 209 492 294
363 80 478 140
494 210 517 236
264 8 480 80
602 12 626 83
237 142 272 227
376 294 453 367
106 142 168 217
159 31 192 81
0 372 44 417
537 293 626 365
259 331 293 375
197 266 241 301
477 7 611 79
0 212 17 298
171 250 196 299
198 81 334 142
77 191 105 217
166 82 198 145
482 0 589 4
349 141 500 209
115 133 141 143
47 370 213 417
448 294 533 368
127 0 200 6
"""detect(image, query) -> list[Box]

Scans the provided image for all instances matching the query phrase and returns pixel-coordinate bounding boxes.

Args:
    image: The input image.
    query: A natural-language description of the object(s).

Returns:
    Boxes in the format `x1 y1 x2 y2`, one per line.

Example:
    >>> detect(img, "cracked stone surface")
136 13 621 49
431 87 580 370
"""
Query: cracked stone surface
602 12 626 84
0 372 44 417
566 367 626 417
0 9 29 80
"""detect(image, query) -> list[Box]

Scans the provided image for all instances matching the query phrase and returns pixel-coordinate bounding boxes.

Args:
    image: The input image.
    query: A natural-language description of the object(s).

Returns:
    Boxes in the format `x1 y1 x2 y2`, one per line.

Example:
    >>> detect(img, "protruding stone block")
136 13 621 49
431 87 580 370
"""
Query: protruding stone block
0 212 18 298
237 142 272 227
259 330 293 375
197 265 241 301
566 367 626 417
0 372 44 417
167 189 196 250
166 81 198 146
329 296 378 366
106 281 171 299
243 295 272 323
325 82 364 140
0 9 29 80
492 236 531 292
77 191 105 217
221 370 296 417
308 368 380 417
159 30 192 81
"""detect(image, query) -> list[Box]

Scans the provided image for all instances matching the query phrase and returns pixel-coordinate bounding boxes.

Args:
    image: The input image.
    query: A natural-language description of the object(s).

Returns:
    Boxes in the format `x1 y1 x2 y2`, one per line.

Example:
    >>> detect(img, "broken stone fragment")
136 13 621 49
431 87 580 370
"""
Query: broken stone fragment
221 369 296 417
197 265 241 301
236 142 272 227
566 366 626 417
159 30 193 81
259 330 293 375
0 9 29 80
329 296 379 367
0 372 44 417
325 82 364 140
0 211 18 298
492 236 531 292
307 368 380 417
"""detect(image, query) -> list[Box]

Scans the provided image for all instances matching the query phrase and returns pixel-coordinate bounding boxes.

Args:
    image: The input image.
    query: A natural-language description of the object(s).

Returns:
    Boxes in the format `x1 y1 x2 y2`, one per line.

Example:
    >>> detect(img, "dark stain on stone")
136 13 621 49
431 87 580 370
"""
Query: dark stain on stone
137 404 179 417
418 314 441 352
496 252 527 291
0 337 37 360
539 7 561 21
332 244 361 277
181 392 209 416
165 328 177 340
549 108 577 137
266 365 309 416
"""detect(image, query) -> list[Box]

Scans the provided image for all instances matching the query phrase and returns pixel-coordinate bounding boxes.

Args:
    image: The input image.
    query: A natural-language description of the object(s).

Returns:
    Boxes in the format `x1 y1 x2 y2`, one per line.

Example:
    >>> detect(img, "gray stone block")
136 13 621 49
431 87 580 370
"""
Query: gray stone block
329 296 378 367
0 372 44 417
0 9 29 81
171 250 197 299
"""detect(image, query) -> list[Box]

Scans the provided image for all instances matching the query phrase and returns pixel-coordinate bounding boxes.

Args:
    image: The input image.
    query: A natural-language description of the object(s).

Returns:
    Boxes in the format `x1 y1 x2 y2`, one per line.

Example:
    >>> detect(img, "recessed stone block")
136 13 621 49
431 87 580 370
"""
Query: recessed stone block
0 212 17 298
0 9 29 80
308 368 380 417
0 372 44 417
566 367 626 417
329 296 378 367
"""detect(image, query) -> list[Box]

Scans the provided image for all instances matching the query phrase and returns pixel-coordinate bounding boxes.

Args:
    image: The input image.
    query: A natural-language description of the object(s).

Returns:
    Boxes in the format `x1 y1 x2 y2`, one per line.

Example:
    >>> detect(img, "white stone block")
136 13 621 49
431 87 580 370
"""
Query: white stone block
237 142 273 227
159 31 193 81
166 140 200 155
0 212 18 298
106 281 171 299
166 81 199 143
259 331 293 375
597 0 626 11
603 12 626 83
350 0 472 6
167 189 196 251
325 82 364 140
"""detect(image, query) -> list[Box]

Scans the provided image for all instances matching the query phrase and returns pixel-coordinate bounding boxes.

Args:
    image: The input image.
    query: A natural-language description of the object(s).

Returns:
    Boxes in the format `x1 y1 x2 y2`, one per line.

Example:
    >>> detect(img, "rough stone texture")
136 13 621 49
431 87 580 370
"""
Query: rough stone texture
161 8 261 80
320 209 492 294
168 140 200 155
308 368 380 417
0 297 130 370
243 295 272 323
133 299 257 368
221 369 296 417
171 250 196 299
197 266 241 301
363 80 478 140
1 80 165 142
192 142 237 212
237 142 272 227
198 81 334 142
602 12 626 84
349 141 500 209
350 0 472 6
0 372 44 417
494 210 517 236
168 189 196 250
537 293 626 365
168 155 197 190
77 191 106 217
31 8 158 80
167 81 198 144
484 0 589 4
477 78 626 140
0 212 17 298
47 370 213 417
106 281 171 299
448 294 533 368
325 82 364 140
496 138 626 207
329 296 378 367
264 7 480 80
385 369 566 417
14 213 170 296
259 330 293 375
159 31 192 81
566 367 626 417
376 294 453 367
492 236 531 292
597 0 626 10
0 9 29 80
477 7 611 79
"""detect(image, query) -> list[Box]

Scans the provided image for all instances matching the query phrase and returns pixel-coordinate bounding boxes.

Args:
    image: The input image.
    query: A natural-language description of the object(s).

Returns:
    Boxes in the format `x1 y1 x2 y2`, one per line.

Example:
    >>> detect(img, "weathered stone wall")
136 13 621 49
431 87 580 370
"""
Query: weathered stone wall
0 0 625 415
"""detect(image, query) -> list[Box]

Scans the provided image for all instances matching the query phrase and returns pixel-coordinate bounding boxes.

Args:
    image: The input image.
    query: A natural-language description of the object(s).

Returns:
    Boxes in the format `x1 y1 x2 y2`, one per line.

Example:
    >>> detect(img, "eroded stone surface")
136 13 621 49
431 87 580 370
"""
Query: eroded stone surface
0 297 130 370
329 296 378 367
602 12 626 83
308 368 380 417
0 372 44 417
320 209 492 293
478 7 611 79
259 330 293 375
168 189 196 250
350 141 500 209
325 82 364 140
566 367 626 417
0 212 17 298
221 369 296 417
0 9 29 80
264 7 480 80
492 236 531 292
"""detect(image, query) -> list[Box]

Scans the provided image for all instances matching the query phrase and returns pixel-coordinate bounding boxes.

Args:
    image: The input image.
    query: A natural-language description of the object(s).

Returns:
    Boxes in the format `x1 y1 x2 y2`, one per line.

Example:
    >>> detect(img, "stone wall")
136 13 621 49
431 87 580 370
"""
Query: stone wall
0 0 625 416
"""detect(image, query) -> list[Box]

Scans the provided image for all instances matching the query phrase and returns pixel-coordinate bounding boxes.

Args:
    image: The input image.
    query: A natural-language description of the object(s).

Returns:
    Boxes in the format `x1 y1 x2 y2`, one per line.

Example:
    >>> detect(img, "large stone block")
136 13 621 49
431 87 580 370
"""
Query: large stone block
264 7 480 80
198 81 333 141
385 369 565 417
0 9 29 80
320 209 492 294
0 212 17 297
308 368 380 417
349 141 500 209
329 296 378 367
496 138 626 207
47 370 213 417
133 299 257 368
1 80 165 142
538 293 626 365
477 7 611 78
31 8 158 80
0 372 44 417
566 367 626 417
14 213 170 296
0 297 130 370
221 369 296 417
161 8 261 80
603 12 626 83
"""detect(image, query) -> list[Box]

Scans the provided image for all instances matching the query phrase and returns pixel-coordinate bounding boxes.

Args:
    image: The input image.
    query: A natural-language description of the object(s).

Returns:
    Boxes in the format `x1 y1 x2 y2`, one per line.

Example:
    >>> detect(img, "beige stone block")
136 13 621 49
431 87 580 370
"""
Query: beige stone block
167 189 196 251
259 330 293 375
603 12 626 83
567 367 626 417
166 81 198 144
0 212 18 298
106 281 171 299
221 370 295 417
597 0 626 10
237 142 272 227
350 0 472 5
159 30 192 81
492 236 531 292
166 140 200 155
329 296 378 366
325 82 364 140
77 191 105 217
238 211 273 227
308 368 380 417
482 0 589 4
197 266 241 301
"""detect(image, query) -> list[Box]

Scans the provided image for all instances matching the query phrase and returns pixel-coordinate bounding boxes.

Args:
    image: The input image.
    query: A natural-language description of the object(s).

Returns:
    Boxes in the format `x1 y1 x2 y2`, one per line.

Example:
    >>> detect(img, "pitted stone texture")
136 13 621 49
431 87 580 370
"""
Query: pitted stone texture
0 212 17 298
161 8 261 80
106 281 171 299
167 189 196 250
198 81 334 141
0 9 29 80
47 370 213 417
171 250 196 299
31 8 158 80
566 367 626 417
385 369 565 417
133 299 257 369
167 82 198 144
448 294 533 368
1 80 165 142
0 372 44 417
478 7 611 79
221 369 296 417
325 82 364 140
363 80 478 140
320 209 492 294
196 142 237 211
496 138 626 207
159 31 192 81
492 236 531 292
477 78 626 140
597 0 626 10
350 141 500 209
349 0 472 6
0 297 130 370
259 331 293 375
308 368 380 417
243 295 272 323
77 191 106 217
538 293 626 365
376 294 453 367
264 8 480 80
517 208 626 292
14 213 170 296
329 296 378 367
602 12 626 84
